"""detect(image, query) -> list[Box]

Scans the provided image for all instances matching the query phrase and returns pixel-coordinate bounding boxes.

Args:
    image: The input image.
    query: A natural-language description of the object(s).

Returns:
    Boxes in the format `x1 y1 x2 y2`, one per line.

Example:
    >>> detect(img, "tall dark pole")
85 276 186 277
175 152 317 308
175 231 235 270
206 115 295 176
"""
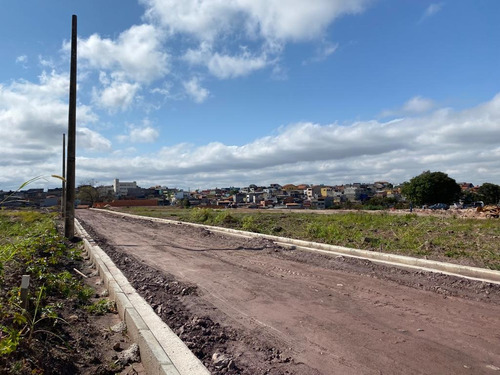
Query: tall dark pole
61 133 66 218
65 15 77 239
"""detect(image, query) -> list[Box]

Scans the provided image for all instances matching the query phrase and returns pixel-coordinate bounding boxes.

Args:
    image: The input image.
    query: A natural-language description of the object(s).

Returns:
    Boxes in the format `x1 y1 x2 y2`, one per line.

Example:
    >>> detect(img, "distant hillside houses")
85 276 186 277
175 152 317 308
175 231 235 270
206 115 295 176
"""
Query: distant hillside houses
85 180 403 209
1 178 486 210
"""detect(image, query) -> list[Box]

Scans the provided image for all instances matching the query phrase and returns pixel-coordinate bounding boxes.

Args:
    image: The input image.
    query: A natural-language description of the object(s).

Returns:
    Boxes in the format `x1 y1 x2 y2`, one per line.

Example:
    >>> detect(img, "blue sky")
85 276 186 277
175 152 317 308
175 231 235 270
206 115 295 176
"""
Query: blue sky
1 0 499 191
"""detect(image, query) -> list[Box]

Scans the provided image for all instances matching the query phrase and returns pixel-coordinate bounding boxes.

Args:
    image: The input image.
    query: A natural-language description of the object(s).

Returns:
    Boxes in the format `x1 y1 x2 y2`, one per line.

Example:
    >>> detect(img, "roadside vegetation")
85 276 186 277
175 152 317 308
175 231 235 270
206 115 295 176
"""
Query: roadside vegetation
0 210 98 373
118 206 500 270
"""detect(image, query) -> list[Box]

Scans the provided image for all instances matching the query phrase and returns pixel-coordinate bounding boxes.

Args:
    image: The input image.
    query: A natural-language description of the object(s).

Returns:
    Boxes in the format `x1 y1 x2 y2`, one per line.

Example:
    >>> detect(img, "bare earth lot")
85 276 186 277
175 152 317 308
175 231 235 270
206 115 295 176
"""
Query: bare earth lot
76 209 500 375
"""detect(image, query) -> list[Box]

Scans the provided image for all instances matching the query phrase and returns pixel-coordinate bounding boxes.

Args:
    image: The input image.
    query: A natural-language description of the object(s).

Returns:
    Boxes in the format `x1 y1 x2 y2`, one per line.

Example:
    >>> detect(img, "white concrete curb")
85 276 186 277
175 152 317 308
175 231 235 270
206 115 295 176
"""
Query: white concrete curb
74 219 210 375
100 209 500 285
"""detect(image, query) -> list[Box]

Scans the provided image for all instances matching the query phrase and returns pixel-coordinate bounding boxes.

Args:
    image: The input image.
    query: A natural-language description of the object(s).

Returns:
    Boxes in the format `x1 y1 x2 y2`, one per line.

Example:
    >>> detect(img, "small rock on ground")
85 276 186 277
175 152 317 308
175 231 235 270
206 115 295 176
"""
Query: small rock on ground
116 343 140 366
110 321 127 333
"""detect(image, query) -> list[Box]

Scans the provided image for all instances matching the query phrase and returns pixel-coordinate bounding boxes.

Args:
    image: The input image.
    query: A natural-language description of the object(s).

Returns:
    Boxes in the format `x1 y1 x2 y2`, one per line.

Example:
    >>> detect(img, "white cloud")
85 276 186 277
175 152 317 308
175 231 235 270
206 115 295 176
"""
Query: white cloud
184 43 269 79
143 0 371 79
68 93 500 188
183 77 209 103
208 52 268 79
92 79 141 112
3 69 500 189
303 41 339 65
150 83 171 97
239 0 368 43
77 128 112 152
38 55 55 69
142 0 370 43
130 126 159 143
117 121 160 144
0 72 113 189
74 24 169 84
402 96 435 113
420 3 444 22
16 55 27 64
381 95 435 117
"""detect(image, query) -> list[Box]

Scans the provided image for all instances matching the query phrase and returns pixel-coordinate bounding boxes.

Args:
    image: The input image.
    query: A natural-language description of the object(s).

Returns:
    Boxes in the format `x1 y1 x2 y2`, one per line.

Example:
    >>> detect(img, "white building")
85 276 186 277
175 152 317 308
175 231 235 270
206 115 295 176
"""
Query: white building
113 179 137 197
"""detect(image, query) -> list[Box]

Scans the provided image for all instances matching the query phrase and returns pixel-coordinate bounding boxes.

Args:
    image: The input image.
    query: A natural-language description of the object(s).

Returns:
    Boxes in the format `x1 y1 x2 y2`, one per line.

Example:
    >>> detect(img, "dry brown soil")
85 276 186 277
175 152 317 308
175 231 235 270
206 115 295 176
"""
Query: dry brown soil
76 209 500 375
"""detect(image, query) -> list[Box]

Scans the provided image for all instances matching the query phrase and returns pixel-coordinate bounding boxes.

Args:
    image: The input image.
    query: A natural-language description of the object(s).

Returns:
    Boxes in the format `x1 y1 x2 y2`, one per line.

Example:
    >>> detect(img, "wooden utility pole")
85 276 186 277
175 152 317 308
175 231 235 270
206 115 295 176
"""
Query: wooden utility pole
64 15 77 239
61 133 66 218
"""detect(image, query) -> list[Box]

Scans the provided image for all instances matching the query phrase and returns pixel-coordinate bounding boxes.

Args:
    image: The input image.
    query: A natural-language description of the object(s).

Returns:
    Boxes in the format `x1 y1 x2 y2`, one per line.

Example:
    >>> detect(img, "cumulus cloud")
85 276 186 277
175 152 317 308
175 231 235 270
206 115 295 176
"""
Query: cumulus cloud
207 52 269 79
142 0 370 43
0 72 112 189
142 0 370 79
183 43 269 79
3 71 500 189
74 24 169 84
117 121 160 144
183 77 209 103
92 79 141 112
240 0 368 43
77 128 112 152
68 93 500 188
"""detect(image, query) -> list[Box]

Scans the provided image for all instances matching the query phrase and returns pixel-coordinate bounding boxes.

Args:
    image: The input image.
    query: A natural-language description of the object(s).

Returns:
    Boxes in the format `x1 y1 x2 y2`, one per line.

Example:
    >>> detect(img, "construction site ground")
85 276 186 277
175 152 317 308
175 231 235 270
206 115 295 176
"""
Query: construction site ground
76 209 500 375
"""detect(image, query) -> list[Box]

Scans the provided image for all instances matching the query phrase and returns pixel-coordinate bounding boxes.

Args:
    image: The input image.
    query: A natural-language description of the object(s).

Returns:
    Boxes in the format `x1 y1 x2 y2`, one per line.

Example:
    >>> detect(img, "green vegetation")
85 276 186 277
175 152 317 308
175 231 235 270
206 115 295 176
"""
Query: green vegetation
77 184 100 206
401 170 461 205
85 299 116 315
119 206 500 270
478 183 500 205
0 210 95 369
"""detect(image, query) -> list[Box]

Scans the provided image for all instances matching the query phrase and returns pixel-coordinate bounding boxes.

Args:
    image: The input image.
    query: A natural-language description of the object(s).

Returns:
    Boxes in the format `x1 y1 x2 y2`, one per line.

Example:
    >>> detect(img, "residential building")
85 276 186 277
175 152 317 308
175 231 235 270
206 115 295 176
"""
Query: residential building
113 179 137 197
306 186 322 199
320 187 334 197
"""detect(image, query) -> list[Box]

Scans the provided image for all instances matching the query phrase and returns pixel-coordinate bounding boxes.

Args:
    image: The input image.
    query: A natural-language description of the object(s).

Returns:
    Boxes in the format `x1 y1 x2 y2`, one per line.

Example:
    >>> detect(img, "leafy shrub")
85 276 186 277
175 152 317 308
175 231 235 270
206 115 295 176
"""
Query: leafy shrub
190 208 214 223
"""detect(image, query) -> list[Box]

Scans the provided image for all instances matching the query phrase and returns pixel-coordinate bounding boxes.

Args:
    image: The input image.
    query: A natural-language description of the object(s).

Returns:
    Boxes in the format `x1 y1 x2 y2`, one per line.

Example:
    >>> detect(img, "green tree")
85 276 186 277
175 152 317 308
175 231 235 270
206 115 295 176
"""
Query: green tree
77 185 99 206
477 183 500 205
401 171 461 206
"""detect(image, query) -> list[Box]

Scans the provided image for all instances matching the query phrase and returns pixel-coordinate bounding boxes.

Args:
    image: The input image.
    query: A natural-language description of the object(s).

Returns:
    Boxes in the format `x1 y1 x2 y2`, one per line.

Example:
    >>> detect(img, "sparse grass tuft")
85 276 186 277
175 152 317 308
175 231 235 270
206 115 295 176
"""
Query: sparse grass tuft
85 299 116 315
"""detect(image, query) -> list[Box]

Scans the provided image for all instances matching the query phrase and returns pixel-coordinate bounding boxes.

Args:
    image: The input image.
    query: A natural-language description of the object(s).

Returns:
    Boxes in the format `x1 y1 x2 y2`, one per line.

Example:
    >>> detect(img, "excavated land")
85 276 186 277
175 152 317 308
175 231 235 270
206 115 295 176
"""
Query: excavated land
76 209 500 375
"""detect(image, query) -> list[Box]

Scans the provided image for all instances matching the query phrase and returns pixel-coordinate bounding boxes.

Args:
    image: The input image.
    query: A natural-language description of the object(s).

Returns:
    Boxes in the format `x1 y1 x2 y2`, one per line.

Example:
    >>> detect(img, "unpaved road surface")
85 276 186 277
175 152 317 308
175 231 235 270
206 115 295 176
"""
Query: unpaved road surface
77 209 500 375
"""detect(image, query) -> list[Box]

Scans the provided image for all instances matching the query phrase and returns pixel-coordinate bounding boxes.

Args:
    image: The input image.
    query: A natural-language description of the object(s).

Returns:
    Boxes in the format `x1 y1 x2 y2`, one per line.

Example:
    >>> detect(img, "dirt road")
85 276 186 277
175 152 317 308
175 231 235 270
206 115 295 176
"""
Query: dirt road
76 209 500 375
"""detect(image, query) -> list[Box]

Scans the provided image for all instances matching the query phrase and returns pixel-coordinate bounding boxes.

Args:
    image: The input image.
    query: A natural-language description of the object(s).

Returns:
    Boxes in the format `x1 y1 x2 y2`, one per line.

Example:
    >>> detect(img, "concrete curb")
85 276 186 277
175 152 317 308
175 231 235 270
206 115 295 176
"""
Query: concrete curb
74 219 210 375
100 209 500 285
